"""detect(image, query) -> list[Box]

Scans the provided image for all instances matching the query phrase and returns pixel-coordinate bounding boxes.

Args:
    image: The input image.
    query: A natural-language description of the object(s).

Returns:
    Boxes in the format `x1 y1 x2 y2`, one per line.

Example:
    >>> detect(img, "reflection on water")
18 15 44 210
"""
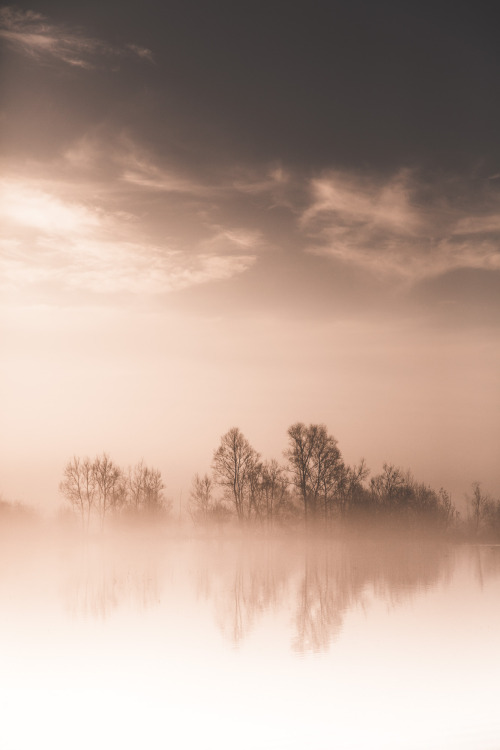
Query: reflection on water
55 535 459 651
187 537 456 652
2 527 500 749
63 551 160 619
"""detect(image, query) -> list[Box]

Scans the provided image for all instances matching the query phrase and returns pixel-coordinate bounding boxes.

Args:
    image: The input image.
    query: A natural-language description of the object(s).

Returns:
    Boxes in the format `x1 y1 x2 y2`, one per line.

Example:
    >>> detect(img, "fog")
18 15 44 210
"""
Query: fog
2 517 500 749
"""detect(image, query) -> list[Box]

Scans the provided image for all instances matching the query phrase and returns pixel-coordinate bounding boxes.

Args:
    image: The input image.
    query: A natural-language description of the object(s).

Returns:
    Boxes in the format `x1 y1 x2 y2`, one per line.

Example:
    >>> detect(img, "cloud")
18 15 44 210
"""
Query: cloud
301 170 418 232
5 128 498 303
0 6 153 69
116 138 290 201
452 215 500 235
0 174 258 300
301 170 500 281
1 182 99 233
126 43 154 63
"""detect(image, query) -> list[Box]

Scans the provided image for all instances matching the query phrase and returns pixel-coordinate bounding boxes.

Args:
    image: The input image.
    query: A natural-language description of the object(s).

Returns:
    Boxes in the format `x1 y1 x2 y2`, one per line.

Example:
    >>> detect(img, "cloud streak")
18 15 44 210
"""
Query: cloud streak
3 127 499 308
301 170 500 281
0 174 258 300
0 6 153 69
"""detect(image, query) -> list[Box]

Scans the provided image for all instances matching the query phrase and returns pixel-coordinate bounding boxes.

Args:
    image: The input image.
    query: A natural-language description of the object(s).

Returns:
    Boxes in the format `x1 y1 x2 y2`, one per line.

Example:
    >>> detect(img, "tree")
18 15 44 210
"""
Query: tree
484 496 500 537
369 464 459 530
189 473 215 524
370 463 409 511
466 481 490 535
93 453 125 528
260 459 292 525
336 459 370 518
285 423 343 521
212 428 260 521
140 465 165 514
126 460 168 517
189 472 231 526
59 456 96 530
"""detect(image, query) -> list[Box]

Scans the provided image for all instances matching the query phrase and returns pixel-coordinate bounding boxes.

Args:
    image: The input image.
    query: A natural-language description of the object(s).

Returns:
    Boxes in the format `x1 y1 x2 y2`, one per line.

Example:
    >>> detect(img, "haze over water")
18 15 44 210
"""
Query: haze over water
2 2 500 748
2 526 500 749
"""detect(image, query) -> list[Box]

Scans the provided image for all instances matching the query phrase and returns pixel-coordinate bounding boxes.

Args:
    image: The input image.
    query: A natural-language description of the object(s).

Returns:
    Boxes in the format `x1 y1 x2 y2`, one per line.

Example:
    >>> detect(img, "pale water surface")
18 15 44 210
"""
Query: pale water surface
1 528 500 749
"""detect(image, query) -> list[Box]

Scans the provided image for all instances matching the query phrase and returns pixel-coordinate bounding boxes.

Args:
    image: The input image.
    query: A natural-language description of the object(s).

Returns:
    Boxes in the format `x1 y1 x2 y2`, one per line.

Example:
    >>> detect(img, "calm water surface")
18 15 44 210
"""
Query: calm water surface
1 527 500 749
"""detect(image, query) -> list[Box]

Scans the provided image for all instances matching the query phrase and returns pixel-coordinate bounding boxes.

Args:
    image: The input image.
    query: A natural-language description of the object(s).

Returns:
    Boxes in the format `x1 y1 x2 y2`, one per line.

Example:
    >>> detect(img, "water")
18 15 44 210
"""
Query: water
1 526 500 749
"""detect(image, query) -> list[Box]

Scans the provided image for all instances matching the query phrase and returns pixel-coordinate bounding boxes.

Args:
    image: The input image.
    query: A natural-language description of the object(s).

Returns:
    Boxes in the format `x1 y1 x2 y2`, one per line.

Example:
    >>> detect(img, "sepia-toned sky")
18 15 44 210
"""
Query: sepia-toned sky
1 1 499 510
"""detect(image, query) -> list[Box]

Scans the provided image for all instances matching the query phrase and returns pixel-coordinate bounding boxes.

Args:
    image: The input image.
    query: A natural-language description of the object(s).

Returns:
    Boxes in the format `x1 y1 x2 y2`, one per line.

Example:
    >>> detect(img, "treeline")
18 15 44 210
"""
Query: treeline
60 454 170 530
0 496 38 524
466 481 500 538
58 423 498 537
189 424 460 532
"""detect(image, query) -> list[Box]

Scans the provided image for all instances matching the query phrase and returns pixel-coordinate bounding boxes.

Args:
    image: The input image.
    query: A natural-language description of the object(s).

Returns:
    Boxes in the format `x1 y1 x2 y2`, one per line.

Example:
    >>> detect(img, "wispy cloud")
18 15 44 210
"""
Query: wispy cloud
452 215 500 235
301 170 418 232
0 6 153 69
0 174 257 300
115 137 290 201
301 170 500 280
4 128 499 304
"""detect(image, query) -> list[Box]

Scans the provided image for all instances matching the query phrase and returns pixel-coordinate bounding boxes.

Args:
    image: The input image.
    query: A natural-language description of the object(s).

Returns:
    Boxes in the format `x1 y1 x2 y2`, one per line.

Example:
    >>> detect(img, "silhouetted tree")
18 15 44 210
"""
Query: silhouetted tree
369 463 459 530
212 428 260 521
285 423 343 521
484 496 500 537
260 459 294 525
336 459 370 518
370 463 409 512
126 461 168 518
59 456 96 530
466 481 490 535
61 454 169 528
92 453 125 528
189 473 215 524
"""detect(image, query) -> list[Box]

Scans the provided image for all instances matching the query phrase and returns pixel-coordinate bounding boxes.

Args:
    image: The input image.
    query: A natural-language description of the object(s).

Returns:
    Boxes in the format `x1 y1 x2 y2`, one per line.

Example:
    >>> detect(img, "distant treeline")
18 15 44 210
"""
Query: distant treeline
0 497 38 523
51 423 498 537
191 424 499 537
59 455 170 530
190 424 458 531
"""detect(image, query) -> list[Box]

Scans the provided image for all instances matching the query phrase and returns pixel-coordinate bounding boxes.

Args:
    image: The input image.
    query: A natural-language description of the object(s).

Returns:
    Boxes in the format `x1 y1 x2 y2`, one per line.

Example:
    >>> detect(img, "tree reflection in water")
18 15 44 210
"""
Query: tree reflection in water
57 532 500 654
198 536 458 653
193 538 292 646
62 538 161 619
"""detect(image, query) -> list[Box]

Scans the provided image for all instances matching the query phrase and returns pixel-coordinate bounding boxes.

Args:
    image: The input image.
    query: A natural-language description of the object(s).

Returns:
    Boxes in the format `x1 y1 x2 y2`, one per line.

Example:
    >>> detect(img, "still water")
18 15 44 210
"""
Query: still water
1 526 500 749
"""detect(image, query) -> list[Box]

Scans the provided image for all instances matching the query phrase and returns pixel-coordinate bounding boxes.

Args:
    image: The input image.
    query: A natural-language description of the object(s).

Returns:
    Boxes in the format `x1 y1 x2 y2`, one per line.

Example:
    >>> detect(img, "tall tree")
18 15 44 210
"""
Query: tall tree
466 481 490 535
260 459 291 525
285 423 343 521
212 427 260 521
335 459 369 518
93 453 124 528
189 473 214 524
59 456 96 530
127 461 167 515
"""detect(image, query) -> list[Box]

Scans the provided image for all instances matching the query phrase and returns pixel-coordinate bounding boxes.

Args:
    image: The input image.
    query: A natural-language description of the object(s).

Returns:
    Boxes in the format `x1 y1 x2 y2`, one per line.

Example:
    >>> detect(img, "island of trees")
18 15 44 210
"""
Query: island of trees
49 423 500 539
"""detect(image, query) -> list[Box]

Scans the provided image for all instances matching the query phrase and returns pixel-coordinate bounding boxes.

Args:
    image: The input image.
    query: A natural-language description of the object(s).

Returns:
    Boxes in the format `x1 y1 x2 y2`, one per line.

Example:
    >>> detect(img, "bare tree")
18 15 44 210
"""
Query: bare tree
484 496 500 537
285 423 343 521
126 461 168 516
335 459 370 518
141 466 165 514
246 460 264 520
260 459 291 525
93 453 125 528
370 463 409 510
59 456 96 530
466 481 490 535
127 461 144 510
189 473 214 524
212 427 260 521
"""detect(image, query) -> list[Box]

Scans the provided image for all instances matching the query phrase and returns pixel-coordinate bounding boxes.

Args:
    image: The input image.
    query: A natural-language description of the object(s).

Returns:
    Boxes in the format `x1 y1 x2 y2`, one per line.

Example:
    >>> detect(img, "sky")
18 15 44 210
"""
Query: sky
1 0 499 512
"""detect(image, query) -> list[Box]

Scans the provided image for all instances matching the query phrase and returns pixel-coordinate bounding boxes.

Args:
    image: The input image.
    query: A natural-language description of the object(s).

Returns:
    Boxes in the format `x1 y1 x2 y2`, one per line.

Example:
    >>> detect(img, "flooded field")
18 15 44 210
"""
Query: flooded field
1 527 500 749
